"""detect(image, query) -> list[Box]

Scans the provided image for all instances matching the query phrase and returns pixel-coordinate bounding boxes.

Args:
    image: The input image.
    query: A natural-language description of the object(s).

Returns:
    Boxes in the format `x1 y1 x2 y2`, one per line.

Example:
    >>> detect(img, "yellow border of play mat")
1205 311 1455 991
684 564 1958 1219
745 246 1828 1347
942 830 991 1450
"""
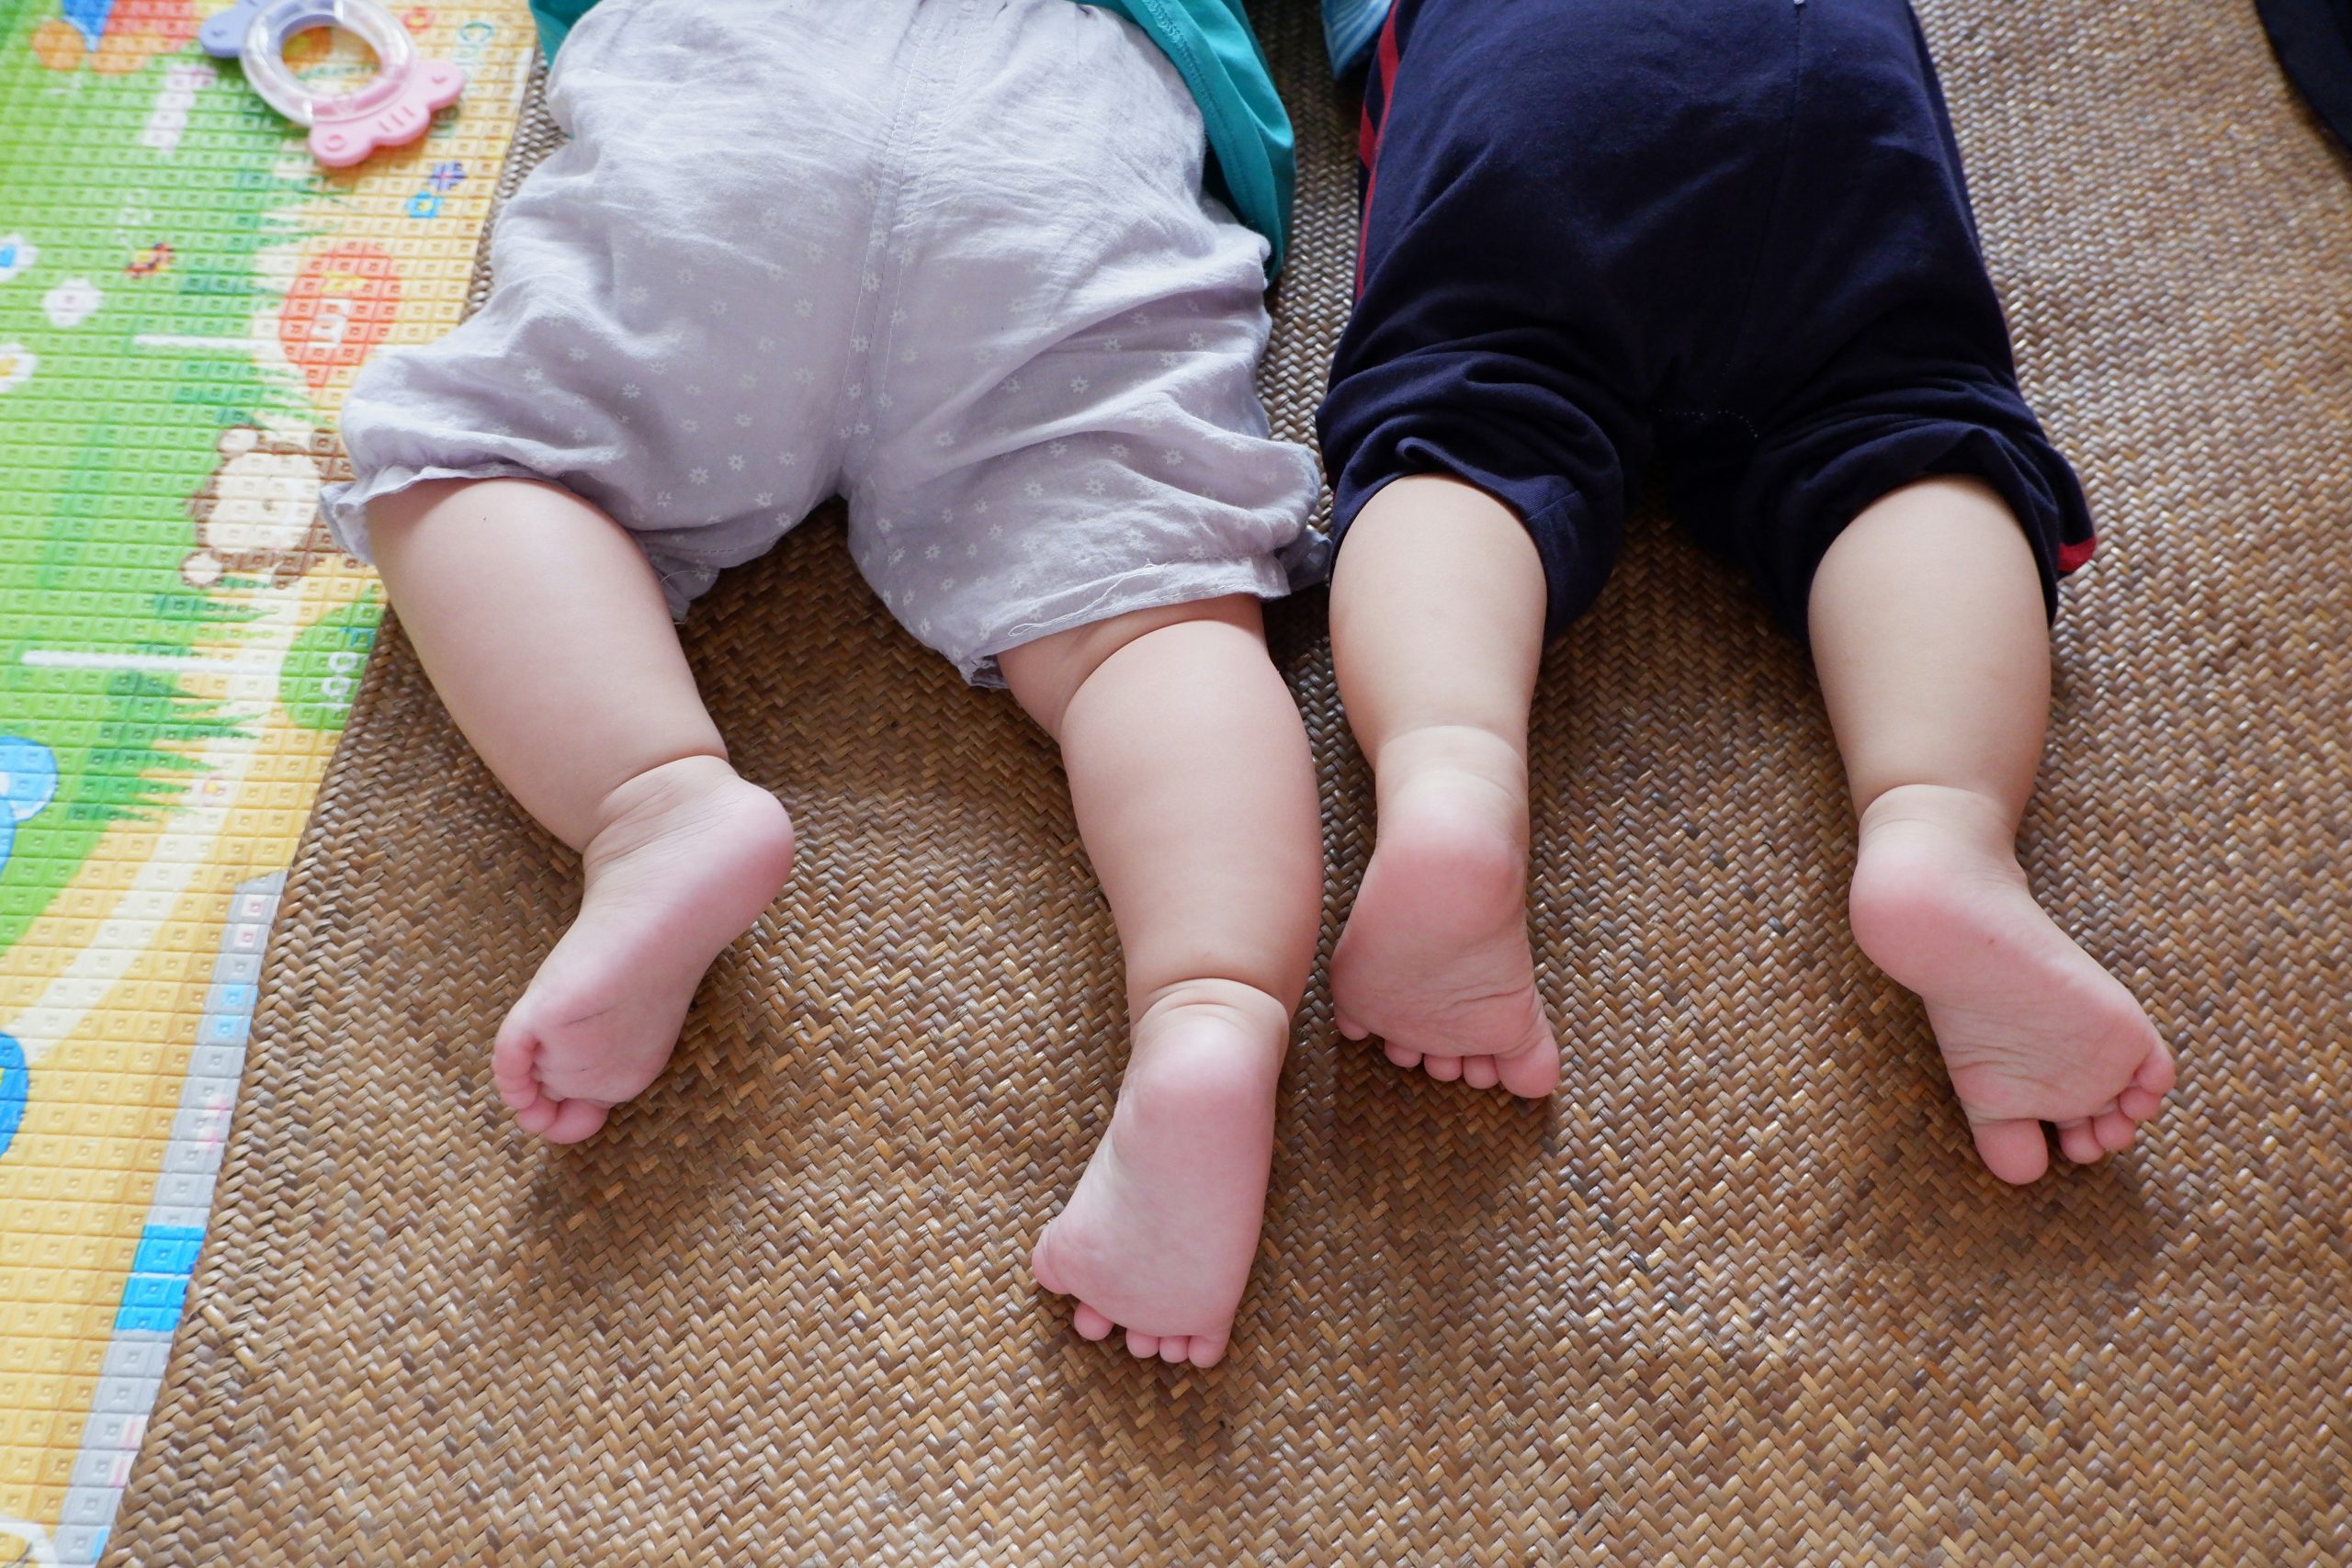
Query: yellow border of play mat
0 6 535 1559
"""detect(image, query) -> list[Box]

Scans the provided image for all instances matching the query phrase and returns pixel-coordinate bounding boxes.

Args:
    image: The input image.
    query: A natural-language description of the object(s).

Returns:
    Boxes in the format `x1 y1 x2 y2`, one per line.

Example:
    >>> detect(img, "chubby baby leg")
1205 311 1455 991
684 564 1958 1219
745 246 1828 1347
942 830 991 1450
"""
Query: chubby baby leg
1001 596 1321 1369
1325 477 1563 1097
1813 478 2174 1183
369 479 796 1143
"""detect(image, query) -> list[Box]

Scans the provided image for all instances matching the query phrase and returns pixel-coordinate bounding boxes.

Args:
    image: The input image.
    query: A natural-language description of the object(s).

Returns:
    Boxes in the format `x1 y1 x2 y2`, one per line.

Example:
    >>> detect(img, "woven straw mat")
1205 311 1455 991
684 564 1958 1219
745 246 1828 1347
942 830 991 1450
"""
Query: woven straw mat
107 0 2352 1562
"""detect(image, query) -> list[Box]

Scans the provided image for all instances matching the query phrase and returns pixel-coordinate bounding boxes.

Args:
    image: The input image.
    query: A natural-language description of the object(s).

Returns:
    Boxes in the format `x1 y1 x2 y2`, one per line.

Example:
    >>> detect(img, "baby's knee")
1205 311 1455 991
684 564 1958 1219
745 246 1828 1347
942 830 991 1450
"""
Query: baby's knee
998 594 1266 737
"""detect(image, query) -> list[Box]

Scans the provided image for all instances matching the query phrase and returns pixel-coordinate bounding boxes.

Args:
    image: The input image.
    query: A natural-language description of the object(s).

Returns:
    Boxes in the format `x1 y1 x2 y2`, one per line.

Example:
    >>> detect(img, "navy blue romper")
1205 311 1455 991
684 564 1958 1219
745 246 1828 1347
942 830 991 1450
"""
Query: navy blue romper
1317 0 2098 639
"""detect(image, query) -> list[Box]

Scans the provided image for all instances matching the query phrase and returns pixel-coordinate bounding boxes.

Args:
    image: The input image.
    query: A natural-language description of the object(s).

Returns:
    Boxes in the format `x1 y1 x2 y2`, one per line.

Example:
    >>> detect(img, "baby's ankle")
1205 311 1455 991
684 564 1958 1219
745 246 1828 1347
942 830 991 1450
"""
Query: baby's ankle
1370 721 1528 828
586 753 743 840
1127 980 1292 1093
1133 976 1294 1042
575 753 790 886
1855 781 2021 859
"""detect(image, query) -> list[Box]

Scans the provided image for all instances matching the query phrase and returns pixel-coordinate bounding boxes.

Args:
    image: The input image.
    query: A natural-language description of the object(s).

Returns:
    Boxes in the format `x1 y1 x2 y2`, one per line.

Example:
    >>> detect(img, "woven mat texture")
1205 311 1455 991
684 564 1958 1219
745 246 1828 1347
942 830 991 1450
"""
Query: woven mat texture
107 0 2352 1561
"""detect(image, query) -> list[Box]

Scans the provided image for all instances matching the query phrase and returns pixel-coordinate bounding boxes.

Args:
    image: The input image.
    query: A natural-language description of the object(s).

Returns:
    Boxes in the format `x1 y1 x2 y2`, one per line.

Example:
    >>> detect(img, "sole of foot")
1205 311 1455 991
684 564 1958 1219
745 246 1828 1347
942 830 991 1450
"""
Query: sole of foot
1028 987 1290 1369
492 754 796 1144
1329 754 1559 1098
1849 783 2175 1186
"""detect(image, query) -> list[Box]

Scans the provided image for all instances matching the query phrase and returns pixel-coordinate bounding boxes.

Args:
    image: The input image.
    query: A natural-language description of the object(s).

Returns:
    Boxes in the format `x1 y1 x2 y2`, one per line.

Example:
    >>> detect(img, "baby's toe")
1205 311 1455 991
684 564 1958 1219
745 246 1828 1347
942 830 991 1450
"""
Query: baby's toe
538 1097 611 1145
1025 1231 1077 1297
1461 1055 1501 1090
1422 1054 1464 1083
492 1041 542 1111
2134 1036 2178 1098
1184 1330 1228 1368
1383 1043 1422 1070
1125 1329 1159 1359
2055 1118 2103 1165
1337 1016 1370 1042
1069 1303 1115 1342
1970 1117 2051 1185
2093 1109 2136 1151
1498 1036 1563 1099
1157 1337 1190 1364
2117 1086 2165 1122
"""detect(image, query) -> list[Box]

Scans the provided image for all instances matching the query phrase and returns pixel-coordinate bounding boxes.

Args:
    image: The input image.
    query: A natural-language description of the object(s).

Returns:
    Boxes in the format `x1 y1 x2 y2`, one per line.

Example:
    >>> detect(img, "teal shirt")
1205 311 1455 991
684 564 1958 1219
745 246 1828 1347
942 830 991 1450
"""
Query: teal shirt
526 0 1296 275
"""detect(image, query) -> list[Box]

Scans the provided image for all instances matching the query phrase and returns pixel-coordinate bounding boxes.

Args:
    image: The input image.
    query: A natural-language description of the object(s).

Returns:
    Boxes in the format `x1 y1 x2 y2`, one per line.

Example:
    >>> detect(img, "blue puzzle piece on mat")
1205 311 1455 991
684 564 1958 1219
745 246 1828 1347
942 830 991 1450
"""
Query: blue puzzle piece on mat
0 1033 25 1163
59 0 118 49
0 736 59 881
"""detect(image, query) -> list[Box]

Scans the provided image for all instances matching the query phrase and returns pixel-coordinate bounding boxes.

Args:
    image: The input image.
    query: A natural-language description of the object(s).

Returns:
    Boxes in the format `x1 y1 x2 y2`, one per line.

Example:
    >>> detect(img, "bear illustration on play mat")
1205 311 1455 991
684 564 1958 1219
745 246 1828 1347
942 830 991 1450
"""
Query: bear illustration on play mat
183 425 342 589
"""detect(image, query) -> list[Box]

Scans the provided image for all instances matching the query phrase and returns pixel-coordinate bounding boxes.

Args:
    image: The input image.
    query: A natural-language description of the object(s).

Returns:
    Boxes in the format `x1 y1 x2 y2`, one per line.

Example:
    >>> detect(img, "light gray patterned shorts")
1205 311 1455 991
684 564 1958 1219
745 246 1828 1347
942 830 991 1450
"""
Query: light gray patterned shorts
322 0 1325 684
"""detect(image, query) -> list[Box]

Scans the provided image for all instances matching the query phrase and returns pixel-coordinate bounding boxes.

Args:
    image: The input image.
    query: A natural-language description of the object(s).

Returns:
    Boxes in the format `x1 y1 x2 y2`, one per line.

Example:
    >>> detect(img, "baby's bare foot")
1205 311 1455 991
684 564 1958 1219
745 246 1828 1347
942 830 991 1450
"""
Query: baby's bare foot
1849 783 2175 1184
492 755 795 1143
1029 983 1289 1368
1330 728 1558 1097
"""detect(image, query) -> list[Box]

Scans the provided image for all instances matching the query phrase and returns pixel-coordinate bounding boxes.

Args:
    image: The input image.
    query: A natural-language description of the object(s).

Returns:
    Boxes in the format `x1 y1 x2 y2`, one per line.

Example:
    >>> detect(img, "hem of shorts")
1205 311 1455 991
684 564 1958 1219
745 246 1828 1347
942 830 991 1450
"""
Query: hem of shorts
956 555 1296 690
1329 457 1539 544
1780 447 2079 646
1329 464 1597 639
1324 469 1394 546
321 460 709 619
319 460 566 565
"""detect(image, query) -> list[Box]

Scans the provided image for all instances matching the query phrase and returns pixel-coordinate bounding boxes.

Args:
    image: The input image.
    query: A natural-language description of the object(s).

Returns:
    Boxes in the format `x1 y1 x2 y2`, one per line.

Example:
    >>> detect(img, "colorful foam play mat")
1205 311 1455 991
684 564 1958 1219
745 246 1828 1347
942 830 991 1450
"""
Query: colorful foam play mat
0 2 534 1558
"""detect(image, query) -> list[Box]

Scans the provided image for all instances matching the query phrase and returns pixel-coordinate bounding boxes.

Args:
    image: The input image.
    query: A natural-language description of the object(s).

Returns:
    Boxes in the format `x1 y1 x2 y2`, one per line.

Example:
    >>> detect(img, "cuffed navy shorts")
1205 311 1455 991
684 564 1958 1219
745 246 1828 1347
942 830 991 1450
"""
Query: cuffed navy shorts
1317 0 2098 639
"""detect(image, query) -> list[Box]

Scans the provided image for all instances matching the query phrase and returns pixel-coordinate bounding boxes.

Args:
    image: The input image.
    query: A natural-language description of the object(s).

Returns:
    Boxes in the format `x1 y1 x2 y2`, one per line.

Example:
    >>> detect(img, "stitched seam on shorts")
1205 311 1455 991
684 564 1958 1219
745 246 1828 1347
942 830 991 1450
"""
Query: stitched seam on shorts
1709 0 1809 414
840 4 958 486
1649 405 1761 441
863 0 985 462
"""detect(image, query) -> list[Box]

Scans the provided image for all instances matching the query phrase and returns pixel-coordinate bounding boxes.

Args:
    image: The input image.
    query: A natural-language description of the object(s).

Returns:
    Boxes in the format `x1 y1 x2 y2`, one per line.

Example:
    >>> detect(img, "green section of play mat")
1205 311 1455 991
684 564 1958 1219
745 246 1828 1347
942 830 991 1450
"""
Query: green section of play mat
1 25 288 955
0 1 537 1560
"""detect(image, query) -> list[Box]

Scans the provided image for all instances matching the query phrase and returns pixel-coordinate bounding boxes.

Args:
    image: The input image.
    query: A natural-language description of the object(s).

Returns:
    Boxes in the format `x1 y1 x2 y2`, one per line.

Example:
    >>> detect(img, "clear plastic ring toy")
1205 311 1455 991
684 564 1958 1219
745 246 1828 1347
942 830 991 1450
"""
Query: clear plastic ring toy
200 0 465 168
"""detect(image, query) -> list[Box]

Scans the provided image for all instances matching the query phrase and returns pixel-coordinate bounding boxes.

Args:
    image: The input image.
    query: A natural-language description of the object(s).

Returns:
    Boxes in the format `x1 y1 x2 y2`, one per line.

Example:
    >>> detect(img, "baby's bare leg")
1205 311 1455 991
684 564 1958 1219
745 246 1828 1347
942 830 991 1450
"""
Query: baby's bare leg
1813 477 2173 1183
1324 476 1561 1096
1004 595 1320 1369
370 479 795 1143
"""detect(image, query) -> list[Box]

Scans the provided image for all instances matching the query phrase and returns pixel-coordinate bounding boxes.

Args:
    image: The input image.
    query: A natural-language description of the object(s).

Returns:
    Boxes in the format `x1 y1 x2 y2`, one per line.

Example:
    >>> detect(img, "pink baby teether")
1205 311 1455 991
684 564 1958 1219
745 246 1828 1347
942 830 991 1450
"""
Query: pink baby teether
203 0 464 168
